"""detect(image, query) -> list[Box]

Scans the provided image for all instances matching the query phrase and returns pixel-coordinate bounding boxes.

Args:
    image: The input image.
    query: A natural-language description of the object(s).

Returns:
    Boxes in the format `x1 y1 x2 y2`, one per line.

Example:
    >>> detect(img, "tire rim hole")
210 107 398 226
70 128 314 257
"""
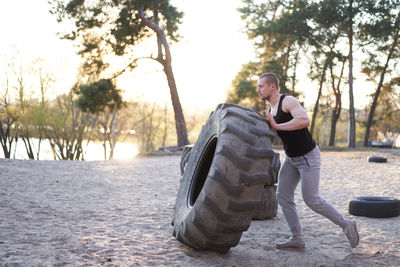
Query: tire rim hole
189 136 217 206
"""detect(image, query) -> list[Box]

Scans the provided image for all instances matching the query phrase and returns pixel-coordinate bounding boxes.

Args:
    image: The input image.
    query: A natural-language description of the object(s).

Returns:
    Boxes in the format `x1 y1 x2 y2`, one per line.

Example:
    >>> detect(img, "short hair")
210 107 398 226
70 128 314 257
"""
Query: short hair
259 73 279 90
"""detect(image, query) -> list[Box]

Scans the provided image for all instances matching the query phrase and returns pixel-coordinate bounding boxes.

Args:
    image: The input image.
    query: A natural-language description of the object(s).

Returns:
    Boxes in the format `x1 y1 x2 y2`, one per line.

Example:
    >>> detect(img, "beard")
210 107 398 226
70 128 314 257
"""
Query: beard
258 93 267 101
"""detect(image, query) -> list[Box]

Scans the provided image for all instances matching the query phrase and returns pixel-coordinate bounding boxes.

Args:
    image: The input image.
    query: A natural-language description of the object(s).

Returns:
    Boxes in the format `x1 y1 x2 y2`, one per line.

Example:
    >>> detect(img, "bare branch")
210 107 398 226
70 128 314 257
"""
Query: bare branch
138 6 171 65
109 56 157 79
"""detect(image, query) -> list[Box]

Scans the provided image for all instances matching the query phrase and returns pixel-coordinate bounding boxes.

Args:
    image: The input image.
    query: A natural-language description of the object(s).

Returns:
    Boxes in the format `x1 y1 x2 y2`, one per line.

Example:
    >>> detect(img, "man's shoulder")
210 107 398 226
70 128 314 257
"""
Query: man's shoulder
282 95 298 102
282 95 300 111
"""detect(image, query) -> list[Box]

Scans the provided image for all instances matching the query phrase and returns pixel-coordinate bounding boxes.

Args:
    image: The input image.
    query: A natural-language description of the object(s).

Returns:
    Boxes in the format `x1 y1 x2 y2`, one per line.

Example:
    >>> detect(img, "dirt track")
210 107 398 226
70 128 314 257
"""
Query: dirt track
1 149 400 266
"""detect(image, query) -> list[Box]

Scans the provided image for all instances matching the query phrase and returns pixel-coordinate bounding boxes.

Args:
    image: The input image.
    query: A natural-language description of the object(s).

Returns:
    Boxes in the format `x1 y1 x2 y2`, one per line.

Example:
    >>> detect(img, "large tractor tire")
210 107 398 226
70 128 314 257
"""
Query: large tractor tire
172 103 278 253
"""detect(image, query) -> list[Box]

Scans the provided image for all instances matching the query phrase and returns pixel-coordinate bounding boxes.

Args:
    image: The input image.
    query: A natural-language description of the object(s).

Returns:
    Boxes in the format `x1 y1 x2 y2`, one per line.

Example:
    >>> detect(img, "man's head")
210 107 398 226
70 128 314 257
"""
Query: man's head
259 73 279 90
257 72 279 101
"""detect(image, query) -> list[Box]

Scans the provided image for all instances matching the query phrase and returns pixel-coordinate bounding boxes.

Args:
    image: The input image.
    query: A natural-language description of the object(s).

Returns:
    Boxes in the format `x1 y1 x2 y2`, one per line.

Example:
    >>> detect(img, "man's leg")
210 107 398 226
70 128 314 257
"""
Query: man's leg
299 147 359 248
299 147 347 228
276 157 302 236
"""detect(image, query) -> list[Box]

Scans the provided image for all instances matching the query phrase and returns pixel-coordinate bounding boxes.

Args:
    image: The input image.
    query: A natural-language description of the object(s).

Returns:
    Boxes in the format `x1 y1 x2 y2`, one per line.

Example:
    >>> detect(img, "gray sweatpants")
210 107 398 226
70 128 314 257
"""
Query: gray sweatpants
276 146 347 236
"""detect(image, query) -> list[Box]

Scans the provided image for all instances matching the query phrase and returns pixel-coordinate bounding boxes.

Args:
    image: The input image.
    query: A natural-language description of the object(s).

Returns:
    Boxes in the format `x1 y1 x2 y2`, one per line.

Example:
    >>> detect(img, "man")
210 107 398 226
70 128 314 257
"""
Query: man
257 72 359 250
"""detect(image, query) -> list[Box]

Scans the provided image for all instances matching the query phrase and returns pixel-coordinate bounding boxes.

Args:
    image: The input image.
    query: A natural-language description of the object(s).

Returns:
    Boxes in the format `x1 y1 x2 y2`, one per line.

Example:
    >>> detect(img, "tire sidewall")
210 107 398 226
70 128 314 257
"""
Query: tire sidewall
368 156 387 163
174 110 219 227
348 196 400 218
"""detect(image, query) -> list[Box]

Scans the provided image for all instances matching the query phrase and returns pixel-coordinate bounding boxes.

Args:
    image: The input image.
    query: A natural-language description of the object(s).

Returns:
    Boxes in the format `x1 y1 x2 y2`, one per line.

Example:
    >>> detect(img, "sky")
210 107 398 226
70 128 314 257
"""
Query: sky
0 0 373 113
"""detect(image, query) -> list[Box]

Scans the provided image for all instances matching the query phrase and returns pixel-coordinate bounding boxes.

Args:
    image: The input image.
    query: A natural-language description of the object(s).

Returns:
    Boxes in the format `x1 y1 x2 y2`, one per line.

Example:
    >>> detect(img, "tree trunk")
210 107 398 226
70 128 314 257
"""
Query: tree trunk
329 112 338 146
36 136 42 160
22 137 35 159
0 142 11 158
347 0 356 148
310 59 329 137
110 107 117 160
162 103 168 147
0 123 11 158
0 115 18 159
163 64 189 147
138 7 189 147
145 105 155 152
283 43 292 83
329 96 342 147
103 141 107 160
141 105 146 152
291 50 300 93
328 59 345 146
363 29 399 147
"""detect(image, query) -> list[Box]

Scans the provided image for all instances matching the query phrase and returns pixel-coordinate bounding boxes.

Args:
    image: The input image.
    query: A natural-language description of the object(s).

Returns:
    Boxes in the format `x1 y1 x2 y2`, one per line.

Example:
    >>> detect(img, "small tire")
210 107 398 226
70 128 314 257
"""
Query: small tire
172 103 276 253
367 156 387 163
348 197 400 218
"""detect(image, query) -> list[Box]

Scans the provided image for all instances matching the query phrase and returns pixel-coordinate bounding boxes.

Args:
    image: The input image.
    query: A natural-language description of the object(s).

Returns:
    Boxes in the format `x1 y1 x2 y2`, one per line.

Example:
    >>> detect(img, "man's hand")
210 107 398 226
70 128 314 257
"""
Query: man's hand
264 111 279 130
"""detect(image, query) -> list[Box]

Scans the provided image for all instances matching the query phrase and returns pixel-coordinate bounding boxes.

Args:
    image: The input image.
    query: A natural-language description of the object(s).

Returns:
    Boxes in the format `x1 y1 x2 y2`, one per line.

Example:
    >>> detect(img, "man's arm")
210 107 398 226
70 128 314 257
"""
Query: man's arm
265 96 310 131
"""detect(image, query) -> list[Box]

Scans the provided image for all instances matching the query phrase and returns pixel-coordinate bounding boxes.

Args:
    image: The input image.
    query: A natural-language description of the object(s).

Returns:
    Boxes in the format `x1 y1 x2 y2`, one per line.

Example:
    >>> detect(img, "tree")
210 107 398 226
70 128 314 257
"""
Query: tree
46 91 96 160
3 51 36 159
31 58 55 159
49 0 189 147
261 0 313 93
226 62 260 110
132 102 163 152
0 75 18 158
347 0 356 147
75 79 125 159
1 55 54 159
233 0 309 111
308 58 328 137
360 1 400 146
13 62 36 159
305 0 346 137
160 102 169 147
240 0 312 93
28 101 47 159
92 109 128 160
364 78 400 143
328 56 346 146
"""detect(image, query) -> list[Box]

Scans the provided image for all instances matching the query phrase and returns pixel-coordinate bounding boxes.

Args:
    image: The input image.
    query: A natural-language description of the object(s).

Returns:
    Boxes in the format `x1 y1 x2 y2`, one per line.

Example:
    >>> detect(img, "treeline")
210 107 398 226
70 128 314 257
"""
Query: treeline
3 0 399 161
228 0 400 147
0 57 207 160
49 0 190 147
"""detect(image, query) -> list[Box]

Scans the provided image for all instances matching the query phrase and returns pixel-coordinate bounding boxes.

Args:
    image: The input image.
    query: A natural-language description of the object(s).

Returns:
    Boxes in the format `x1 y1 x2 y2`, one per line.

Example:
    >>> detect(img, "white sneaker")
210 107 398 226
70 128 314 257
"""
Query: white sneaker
276 236 305 250
343 220 359 248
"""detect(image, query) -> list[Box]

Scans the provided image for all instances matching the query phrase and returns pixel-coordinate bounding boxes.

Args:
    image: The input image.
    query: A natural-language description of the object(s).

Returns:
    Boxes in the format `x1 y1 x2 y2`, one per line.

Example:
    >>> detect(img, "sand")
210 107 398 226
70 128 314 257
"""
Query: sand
1 148 400 266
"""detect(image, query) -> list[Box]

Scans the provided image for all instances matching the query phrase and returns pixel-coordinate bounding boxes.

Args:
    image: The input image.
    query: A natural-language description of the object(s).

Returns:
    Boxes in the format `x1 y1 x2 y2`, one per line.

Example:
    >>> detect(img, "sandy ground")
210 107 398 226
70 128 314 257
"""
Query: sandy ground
1 148 400 266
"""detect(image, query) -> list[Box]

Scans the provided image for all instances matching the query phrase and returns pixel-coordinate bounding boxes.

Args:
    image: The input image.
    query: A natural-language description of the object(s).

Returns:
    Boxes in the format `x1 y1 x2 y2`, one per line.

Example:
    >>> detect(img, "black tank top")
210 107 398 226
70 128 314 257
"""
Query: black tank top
273 95 316 157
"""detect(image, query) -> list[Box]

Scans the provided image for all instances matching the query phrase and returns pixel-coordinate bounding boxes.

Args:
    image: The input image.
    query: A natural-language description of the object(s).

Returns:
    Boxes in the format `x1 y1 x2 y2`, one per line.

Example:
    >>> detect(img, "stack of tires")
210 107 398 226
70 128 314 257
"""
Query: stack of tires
172 103 280 253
